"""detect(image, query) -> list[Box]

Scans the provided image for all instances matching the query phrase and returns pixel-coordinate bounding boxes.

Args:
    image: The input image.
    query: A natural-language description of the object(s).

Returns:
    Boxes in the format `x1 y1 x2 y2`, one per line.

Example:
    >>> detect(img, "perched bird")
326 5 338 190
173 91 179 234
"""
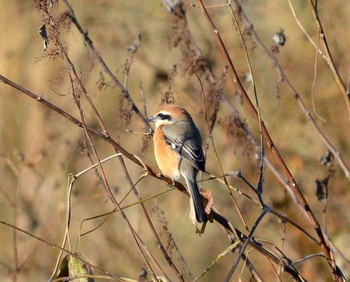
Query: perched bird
148 104 207 223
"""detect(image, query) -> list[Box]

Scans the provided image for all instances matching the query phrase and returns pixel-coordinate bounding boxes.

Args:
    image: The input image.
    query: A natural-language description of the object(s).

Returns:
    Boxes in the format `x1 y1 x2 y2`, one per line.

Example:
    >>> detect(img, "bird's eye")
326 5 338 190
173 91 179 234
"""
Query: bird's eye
157 113 170 120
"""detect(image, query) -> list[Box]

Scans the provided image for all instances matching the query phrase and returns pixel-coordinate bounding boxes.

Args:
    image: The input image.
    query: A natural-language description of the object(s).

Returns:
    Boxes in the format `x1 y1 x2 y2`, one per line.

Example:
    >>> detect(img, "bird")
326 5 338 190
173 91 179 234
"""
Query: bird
148 104 207 223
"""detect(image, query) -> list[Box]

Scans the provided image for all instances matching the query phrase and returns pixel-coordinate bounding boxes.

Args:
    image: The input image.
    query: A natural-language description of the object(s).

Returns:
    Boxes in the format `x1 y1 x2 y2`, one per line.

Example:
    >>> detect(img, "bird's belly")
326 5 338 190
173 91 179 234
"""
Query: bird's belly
155 144 181 181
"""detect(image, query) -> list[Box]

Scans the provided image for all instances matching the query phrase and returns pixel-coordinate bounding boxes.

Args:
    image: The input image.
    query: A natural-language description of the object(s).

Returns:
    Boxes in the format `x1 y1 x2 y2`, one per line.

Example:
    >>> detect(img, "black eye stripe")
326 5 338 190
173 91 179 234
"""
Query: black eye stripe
157 113 171 120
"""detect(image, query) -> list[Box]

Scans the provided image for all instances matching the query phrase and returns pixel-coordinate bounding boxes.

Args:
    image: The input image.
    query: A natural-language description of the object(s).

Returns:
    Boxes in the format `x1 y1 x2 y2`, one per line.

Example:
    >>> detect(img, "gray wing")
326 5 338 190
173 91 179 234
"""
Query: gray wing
163 121 205 172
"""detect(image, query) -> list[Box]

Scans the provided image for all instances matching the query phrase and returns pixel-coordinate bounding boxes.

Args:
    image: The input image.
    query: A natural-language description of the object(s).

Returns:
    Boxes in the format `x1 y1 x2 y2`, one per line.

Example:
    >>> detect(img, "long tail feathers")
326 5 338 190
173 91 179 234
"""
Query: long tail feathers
186 177 207 223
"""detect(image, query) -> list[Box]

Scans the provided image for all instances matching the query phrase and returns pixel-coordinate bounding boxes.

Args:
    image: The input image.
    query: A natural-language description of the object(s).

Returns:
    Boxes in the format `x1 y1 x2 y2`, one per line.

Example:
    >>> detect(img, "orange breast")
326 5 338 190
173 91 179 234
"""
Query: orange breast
154 126 181 181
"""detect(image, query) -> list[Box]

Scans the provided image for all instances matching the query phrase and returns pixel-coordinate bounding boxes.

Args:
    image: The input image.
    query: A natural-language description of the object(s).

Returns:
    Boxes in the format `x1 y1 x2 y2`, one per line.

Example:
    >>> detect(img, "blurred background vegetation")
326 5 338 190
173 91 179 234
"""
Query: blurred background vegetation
0 0 349 281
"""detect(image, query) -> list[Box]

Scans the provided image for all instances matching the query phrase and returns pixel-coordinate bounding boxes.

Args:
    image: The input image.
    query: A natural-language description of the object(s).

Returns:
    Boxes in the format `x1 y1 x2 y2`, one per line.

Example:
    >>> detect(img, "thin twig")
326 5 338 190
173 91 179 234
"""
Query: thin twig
230 0 350 181
115 152 185 281
197 73 249 231
194 240 240 281
227 0 265 199
0 74 306 281
310 35 327 122
306 0 350 118
49 174 72 281
47 3 183 276
195 1 341 278
61 0 151 130
225 207 269 281
0 220 125 281
52 16 160 275
288 0 327 60
292 252 325 266
78 188 174 237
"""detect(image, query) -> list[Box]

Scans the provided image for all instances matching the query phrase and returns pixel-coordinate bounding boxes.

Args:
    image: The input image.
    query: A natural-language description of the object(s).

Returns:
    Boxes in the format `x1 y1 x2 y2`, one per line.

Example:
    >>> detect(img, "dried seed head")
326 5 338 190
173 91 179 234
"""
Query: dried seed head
272 29 287 46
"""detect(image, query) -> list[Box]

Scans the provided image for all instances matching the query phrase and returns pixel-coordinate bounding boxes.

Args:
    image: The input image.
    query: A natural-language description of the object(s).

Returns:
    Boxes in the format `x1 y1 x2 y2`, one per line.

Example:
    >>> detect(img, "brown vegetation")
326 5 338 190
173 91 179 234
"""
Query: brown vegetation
0 0 349 281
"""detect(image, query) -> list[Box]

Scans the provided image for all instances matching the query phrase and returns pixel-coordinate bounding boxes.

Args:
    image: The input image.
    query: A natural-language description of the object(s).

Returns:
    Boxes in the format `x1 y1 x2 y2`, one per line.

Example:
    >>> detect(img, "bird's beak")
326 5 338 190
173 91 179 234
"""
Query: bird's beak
147 115 156 123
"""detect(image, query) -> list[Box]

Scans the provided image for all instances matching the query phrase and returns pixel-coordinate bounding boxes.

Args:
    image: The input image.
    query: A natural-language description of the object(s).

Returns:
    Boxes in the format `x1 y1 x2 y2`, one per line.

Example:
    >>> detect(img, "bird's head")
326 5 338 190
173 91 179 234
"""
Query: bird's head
148 104 193 128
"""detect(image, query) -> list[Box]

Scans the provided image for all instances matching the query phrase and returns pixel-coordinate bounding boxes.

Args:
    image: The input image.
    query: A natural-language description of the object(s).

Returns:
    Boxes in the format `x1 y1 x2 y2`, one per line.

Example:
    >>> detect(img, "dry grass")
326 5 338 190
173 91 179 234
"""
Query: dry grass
0 0 349 281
